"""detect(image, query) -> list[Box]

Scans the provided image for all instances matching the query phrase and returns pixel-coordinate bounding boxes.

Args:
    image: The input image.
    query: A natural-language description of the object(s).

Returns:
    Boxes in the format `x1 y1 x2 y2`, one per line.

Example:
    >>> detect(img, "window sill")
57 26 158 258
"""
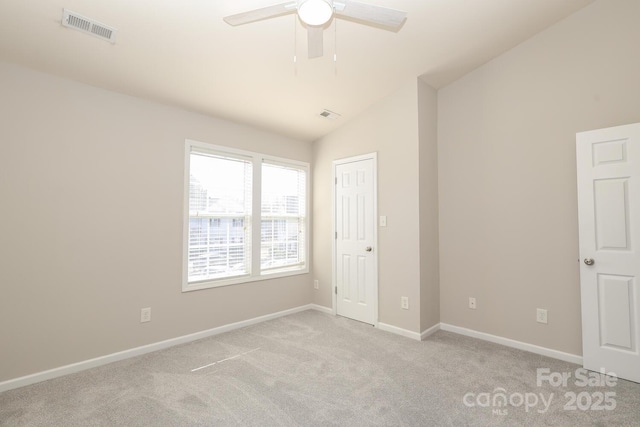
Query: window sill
182 266 309 292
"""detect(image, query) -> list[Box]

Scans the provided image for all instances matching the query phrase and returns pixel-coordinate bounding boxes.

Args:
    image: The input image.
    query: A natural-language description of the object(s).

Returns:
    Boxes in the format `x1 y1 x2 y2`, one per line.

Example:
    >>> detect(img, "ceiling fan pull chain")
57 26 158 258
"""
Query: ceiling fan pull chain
293 14 298 75
334 15 338 75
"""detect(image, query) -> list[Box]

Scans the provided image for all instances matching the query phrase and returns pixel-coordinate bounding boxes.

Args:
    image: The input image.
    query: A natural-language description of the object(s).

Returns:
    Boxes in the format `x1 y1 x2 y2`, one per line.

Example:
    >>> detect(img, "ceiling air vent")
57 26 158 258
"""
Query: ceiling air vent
62 9 117 43
319 109 341 120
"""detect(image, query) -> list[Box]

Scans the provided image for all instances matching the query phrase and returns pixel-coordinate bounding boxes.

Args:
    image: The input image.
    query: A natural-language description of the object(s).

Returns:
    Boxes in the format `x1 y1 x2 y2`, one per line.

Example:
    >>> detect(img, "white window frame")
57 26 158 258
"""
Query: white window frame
183 139 310 292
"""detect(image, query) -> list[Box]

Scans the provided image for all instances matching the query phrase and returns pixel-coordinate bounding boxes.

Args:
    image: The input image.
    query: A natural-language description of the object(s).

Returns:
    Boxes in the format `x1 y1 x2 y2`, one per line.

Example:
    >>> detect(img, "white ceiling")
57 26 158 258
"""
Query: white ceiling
0 0 594 142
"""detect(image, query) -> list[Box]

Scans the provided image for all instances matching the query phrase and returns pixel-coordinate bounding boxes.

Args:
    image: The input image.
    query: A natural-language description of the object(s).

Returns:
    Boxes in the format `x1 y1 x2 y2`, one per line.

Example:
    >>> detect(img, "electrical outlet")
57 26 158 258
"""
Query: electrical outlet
468 297 477 310
401 296 409 310
537 308 548 324
313 280 319 289
140 307 151 323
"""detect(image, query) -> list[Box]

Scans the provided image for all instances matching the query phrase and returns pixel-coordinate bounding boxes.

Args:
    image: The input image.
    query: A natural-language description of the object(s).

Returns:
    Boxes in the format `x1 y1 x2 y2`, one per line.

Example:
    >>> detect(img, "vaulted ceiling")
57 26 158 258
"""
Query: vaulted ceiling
0 0 594 141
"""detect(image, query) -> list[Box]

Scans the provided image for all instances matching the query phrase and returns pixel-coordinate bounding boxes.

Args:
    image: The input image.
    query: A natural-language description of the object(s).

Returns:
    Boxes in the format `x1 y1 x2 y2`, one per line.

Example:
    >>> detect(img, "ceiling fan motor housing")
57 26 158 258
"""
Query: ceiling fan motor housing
298 0 334 26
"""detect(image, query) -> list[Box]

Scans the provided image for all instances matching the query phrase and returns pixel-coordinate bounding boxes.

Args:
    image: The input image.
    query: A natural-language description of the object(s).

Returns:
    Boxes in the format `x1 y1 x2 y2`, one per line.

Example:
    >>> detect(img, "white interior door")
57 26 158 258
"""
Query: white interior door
577 122 640 383
334 155 377 325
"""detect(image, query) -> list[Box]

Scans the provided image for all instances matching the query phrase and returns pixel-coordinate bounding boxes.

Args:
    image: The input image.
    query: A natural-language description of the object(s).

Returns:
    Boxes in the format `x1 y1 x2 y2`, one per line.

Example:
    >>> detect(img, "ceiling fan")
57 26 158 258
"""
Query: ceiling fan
223 0 407 59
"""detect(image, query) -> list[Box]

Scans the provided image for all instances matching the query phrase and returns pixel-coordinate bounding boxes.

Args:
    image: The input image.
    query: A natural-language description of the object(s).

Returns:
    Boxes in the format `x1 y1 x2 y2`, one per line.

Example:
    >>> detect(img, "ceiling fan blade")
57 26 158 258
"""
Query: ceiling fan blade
223 2 296 26
335 0 407 29
307 26 324 59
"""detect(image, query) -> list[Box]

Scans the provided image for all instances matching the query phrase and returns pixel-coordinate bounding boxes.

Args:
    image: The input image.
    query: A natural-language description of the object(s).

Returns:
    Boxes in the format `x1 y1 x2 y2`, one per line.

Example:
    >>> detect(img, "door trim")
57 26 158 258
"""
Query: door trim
332 152 379 326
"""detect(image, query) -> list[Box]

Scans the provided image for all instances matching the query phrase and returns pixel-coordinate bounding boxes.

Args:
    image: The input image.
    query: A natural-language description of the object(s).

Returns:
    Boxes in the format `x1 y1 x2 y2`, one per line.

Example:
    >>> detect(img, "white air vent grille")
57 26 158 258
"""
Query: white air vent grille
62 9 117 43
319 109 341 120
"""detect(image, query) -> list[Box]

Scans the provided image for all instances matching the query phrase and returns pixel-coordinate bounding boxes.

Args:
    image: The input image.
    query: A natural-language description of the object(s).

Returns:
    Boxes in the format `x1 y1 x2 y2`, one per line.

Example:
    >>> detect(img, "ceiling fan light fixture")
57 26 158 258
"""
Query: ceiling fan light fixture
298 0 333 26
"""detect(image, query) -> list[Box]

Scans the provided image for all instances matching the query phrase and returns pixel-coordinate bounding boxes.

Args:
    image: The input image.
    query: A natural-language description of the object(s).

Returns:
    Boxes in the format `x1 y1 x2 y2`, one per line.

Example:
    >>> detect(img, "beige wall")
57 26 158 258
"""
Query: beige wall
436 0 640 355
0 62 312 382
418 81 440 332
312 80 423 332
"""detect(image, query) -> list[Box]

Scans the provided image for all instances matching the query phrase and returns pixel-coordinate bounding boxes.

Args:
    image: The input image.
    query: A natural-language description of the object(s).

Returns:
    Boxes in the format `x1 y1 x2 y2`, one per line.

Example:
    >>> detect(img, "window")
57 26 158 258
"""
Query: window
183 140 309 291
187 152 252 283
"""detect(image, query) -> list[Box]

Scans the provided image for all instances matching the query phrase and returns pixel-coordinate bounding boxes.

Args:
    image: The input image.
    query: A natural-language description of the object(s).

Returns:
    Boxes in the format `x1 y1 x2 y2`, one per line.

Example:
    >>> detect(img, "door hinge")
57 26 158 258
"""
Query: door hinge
335 286 337 295
335 231 337 239
335 177 338 185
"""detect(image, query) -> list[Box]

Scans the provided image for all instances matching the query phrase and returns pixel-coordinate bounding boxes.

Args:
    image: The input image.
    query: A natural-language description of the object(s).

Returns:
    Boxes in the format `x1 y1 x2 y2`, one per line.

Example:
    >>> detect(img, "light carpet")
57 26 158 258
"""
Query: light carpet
1 310 639 426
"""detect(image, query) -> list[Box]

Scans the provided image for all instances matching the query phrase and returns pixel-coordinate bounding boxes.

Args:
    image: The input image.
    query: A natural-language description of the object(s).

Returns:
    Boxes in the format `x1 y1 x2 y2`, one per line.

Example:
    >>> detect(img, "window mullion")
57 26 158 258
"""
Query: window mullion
251 156 262 276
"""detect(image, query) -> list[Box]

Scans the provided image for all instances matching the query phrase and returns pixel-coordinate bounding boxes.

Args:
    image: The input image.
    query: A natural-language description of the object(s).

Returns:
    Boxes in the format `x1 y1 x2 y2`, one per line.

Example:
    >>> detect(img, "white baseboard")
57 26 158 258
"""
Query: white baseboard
420 323 441 340
440 323 583 365
378 322 441 341
0 304 317 393
309 304 333 315
377 322 422 341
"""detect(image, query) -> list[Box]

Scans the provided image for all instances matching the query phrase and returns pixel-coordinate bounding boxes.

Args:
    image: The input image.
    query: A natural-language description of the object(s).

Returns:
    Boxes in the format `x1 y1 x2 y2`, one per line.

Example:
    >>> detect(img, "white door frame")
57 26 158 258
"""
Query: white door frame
332 152 379 326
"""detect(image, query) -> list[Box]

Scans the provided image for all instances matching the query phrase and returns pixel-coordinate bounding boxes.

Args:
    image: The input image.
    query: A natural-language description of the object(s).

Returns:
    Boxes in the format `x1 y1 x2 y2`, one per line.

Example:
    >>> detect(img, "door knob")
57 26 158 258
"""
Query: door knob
584 258 595 266
365 246 372 252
